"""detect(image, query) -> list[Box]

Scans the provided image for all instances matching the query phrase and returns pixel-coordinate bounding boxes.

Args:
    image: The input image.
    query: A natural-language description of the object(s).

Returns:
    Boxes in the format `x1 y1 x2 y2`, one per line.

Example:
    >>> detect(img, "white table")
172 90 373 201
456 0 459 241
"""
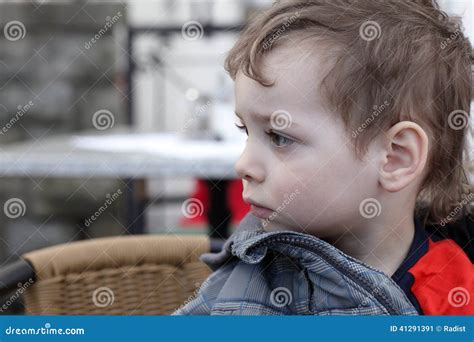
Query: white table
0 127 246 234
0 127 245 179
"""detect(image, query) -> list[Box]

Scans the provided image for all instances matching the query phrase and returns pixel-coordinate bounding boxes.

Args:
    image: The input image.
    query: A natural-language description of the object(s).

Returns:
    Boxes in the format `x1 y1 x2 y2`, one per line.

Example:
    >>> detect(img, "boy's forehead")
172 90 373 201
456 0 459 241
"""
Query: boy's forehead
234 47 329 121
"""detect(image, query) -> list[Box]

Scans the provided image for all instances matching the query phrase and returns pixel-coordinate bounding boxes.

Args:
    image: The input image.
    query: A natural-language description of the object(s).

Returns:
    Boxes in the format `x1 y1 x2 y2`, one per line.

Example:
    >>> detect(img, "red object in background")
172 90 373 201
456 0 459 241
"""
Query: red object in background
227 179 251 223
180 179 250 227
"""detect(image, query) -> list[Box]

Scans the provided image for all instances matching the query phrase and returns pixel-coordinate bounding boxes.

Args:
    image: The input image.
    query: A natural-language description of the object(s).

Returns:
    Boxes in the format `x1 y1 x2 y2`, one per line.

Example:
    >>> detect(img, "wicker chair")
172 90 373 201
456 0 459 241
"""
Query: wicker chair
0 235 223 315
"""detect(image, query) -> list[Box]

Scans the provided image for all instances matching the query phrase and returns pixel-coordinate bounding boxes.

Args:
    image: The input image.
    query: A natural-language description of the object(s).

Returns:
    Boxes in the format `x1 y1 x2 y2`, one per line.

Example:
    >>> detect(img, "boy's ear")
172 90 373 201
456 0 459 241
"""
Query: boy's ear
379 121 429 192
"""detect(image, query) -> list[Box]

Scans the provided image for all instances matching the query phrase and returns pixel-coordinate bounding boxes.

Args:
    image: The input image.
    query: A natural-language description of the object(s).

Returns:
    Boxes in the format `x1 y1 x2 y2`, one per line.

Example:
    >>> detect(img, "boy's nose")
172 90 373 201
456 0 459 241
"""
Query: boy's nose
234 144 265 183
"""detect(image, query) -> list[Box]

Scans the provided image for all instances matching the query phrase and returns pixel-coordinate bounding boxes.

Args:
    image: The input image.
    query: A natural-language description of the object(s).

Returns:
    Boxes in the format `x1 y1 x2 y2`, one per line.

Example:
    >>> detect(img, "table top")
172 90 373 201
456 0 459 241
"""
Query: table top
0 127 245 179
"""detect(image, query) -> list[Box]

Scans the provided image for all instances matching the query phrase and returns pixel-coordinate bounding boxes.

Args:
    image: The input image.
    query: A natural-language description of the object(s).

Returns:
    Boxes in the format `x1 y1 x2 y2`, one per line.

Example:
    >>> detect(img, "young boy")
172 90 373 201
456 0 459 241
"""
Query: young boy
174 0 473 315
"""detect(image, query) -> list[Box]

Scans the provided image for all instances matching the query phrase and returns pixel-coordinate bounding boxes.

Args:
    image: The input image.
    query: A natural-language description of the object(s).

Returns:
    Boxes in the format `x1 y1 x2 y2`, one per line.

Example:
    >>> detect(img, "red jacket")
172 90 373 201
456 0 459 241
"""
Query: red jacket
393 212 474 315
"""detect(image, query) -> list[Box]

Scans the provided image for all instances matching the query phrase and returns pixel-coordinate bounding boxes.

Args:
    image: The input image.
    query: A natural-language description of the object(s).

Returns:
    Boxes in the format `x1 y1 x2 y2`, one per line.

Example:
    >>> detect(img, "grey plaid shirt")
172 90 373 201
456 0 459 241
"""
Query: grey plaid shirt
173 213 418 315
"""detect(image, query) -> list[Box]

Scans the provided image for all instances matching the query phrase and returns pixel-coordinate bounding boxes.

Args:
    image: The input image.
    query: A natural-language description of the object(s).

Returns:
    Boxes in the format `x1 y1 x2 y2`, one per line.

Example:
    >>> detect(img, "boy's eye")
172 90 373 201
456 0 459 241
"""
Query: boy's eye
268 131 294 148
234 123 248 135
234 123 294 148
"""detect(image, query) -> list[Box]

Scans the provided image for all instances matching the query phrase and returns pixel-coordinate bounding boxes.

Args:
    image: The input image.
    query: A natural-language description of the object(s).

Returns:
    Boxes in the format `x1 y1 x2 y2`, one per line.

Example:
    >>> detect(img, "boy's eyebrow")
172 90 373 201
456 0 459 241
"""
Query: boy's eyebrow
235 110 270 124
235 111 300 129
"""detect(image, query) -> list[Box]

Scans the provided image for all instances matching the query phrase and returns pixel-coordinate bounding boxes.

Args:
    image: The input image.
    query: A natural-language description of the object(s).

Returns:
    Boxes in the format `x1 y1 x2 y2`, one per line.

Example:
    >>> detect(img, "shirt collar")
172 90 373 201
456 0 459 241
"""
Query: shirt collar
391 215 430 282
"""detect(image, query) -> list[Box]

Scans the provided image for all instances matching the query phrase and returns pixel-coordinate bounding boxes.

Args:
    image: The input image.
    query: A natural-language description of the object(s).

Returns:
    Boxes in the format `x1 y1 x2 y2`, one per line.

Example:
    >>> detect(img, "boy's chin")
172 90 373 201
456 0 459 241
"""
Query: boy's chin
260 218 334 238
260 218 297 232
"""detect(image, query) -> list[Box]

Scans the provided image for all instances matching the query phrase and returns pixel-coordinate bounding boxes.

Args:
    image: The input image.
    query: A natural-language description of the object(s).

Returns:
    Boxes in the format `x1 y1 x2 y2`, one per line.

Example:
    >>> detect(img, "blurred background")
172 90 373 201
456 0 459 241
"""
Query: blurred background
0 0 471 314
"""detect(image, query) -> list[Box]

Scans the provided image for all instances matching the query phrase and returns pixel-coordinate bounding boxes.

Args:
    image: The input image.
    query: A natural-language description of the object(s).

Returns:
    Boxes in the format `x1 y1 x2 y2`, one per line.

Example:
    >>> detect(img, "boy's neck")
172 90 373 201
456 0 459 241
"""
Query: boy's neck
326 215 416 277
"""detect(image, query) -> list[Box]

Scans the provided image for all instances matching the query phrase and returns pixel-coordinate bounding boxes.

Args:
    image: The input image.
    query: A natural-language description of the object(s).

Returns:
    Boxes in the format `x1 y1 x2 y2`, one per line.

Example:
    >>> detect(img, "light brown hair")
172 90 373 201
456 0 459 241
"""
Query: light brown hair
225 0 473 225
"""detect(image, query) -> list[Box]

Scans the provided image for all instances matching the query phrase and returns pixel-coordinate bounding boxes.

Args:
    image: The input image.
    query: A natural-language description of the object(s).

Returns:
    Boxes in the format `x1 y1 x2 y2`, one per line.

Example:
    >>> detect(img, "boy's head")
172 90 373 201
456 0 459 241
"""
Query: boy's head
226 0 472 236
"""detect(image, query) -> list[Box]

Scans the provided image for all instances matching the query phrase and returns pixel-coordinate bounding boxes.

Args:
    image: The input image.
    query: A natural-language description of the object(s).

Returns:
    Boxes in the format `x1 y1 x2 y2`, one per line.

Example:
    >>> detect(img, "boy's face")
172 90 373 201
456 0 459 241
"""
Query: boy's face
234 45 381 238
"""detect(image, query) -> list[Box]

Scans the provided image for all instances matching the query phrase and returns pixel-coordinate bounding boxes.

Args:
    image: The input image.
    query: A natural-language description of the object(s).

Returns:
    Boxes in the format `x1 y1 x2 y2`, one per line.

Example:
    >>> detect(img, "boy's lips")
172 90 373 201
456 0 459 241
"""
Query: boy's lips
243 198 274 219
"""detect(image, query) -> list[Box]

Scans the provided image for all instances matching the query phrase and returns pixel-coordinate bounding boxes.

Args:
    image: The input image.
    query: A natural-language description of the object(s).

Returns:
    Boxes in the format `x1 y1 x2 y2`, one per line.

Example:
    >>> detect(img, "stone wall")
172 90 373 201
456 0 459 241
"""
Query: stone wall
0 2 127 268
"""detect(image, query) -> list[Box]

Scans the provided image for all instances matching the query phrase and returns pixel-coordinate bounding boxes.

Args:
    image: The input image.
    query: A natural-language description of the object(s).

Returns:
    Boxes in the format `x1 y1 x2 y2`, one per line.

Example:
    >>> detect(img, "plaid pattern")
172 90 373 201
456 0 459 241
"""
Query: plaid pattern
173 214 418 316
